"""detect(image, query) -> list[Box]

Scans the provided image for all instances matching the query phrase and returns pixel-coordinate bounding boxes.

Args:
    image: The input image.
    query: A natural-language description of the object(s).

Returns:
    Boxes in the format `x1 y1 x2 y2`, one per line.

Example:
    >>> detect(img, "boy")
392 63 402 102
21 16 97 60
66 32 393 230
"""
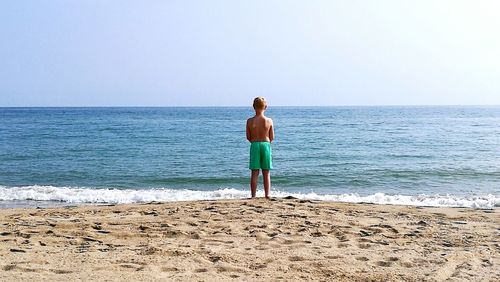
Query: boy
246 97 274 199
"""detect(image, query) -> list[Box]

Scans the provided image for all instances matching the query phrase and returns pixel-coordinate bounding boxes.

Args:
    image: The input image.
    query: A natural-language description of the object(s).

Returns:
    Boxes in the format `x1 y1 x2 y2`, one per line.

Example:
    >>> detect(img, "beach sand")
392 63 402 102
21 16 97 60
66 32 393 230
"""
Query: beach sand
0 198 498 281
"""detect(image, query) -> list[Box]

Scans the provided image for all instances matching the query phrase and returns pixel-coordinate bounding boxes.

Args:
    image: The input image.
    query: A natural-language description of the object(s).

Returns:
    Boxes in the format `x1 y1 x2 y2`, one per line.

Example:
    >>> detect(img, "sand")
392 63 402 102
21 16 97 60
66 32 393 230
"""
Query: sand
0 198 498 281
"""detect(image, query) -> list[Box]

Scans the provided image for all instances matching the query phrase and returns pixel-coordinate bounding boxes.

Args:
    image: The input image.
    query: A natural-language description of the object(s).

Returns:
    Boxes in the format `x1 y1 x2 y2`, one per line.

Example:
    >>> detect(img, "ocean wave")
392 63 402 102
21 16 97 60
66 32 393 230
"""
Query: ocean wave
0 185 498 209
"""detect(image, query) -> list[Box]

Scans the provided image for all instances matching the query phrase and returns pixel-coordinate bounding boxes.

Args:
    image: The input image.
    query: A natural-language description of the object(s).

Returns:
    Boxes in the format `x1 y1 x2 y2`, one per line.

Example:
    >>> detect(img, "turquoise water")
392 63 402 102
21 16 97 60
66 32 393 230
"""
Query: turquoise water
0 107 499 207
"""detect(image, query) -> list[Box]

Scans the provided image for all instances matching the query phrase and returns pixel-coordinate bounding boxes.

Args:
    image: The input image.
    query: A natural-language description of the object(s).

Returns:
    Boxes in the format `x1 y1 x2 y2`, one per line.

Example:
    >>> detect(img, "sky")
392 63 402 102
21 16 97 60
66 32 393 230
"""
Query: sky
1 1 499 107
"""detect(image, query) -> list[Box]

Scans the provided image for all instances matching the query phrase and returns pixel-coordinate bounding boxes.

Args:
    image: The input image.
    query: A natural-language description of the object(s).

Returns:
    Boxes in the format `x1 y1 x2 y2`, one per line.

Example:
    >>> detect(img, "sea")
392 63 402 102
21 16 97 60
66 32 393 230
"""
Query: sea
0 107 499 209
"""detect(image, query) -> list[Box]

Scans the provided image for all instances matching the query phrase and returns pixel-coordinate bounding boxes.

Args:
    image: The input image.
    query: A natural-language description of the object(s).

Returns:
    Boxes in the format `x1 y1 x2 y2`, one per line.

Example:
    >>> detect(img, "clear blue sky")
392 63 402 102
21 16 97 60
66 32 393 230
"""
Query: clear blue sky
1 1 499 106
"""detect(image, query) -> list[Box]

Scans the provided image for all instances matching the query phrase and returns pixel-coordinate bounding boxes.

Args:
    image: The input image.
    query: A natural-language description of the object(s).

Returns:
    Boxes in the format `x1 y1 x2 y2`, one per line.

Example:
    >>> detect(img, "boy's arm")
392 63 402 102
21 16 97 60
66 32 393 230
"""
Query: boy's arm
246 119 251 142
269 119 274 142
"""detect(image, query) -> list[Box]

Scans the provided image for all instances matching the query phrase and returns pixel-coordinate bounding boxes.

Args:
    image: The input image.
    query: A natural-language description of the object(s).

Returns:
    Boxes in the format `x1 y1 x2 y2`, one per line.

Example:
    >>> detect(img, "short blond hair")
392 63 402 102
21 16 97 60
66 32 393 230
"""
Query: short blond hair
253 97 267 110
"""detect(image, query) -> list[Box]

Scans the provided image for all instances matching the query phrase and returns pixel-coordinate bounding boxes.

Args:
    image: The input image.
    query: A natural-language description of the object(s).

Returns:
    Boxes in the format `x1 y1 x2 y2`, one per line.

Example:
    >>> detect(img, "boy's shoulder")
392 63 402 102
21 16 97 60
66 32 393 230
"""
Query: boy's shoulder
247 115 272 123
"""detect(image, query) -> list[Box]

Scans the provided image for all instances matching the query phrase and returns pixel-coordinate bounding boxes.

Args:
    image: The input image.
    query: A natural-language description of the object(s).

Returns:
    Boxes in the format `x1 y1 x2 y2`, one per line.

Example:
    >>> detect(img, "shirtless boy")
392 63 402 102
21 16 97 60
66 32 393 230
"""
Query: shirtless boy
246 97 274 198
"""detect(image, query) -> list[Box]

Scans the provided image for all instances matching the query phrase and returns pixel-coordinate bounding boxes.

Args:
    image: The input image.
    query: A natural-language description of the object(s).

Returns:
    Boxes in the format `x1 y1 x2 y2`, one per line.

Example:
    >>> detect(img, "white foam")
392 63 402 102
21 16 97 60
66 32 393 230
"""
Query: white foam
0 185 248 204
0 185 498 209
275 191 500 209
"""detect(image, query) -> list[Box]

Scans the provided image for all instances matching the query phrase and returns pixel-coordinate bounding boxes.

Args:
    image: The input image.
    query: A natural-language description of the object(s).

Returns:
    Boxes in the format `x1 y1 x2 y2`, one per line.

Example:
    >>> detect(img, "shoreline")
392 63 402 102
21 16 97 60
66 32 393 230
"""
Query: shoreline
0 197 498 210
0 198 498 281
1 185 498 209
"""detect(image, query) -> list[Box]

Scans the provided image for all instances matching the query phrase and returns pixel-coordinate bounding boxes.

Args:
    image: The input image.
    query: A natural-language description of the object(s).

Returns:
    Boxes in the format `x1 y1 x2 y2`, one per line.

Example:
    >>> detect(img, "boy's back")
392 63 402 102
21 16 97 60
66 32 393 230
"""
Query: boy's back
246 115 274 142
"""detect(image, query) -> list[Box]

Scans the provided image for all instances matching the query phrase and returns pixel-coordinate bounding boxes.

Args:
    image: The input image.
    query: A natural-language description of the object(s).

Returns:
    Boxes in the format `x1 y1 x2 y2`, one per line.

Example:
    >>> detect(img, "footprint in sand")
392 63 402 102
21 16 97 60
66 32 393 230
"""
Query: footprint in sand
161 267 180 272
359 230 371 237
141 210 159 216
288 256 305 262
255 245 269 251
267 232 279 238
2 264 16 271
216 263 246 273
325 255 343 259
137 246 158 255
50 269 73 274
310 231 323 237
252 232 270 242
336 234 349 242
82 236 103 243
376 224 400 234
8 265 39 273
189 232 202 239
120 264 144 271
163 230 185 238
249 263 267 270
209 256 222 263
356 256 369 261
282 239 299 245
376 261 393 267
388 257 399 262
357 243 371 249
76 244 90 253
401 261 414 268
97 247 111 252
337 243 350 248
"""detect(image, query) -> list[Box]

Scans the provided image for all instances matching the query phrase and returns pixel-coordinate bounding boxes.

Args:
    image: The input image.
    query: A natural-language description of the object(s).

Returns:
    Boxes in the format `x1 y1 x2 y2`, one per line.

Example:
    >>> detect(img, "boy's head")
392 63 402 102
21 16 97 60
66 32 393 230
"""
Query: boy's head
253 97 267 111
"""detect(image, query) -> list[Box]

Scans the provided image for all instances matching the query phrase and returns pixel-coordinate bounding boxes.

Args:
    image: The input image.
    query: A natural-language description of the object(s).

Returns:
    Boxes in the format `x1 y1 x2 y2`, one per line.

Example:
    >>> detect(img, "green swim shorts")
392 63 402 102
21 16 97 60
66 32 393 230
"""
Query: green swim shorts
249 141 273 170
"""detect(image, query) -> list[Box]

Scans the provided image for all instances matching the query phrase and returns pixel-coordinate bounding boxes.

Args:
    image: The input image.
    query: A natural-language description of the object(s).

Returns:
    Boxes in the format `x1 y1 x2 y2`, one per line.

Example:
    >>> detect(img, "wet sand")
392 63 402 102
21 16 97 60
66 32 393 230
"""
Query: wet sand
0 198 498 281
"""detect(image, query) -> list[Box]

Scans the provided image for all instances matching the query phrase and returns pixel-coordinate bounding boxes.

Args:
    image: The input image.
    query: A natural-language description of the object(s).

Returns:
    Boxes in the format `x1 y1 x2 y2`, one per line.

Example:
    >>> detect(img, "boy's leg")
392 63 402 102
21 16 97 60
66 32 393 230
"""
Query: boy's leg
262 169 271 198
251 170 260 198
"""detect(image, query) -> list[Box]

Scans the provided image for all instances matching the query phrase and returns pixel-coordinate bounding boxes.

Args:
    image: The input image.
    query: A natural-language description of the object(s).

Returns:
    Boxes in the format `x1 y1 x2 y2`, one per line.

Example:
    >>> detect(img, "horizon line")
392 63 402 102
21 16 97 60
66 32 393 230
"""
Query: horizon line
1 104 499 108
